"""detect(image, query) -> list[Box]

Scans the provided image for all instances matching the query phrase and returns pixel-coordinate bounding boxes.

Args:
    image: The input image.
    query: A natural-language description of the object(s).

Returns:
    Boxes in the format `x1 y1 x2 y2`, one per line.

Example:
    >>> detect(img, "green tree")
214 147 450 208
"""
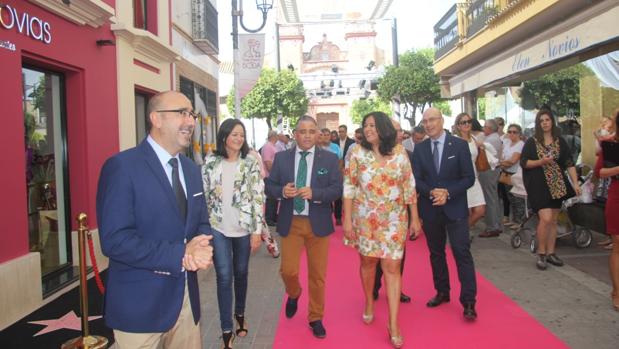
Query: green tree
433 100 452 117
350 98 392 125
377 48 441 128
519 64 589 117
477 97 487 120
227 68 308 129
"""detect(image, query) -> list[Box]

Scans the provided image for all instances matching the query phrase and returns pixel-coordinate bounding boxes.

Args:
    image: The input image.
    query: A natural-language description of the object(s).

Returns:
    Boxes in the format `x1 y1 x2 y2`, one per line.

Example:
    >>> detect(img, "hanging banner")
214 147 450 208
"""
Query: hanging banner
237 33 265 98
193 89 208 164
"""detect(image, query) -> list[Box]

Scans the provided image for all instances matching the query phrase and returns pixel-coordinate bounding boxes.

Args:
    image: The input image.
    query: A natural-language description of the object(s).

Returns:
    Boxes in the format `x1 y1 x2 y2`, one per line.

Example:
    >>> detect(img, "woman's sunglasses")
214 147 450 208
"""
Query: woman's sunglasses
458 119 473 126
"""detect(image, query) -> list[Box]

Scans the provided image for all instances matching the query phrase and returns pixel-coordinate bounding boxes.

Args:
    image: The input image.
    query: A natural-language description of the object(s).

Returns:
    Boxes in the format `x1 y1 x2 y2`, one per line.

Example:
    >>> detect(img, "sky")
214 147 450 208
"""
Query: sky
217 0 455 63
216 0 456 146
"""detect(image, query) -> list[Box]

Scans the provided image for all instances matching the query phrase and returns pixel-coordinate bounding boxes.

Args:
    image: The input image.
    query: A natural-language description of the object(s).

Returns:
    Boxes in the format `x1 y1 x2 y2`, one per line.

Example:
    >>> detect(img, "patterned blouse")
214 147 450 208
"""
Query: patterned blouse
202 153 265 235
343 144 416 259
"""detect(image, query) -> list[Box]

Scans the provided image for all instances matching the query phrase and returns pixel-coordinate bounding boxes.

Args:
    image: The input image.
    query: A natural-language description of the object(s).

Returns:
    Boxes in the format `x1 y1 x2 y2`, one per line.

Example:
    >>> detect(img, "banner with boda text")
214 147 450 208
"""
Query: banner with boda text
237 33 265 98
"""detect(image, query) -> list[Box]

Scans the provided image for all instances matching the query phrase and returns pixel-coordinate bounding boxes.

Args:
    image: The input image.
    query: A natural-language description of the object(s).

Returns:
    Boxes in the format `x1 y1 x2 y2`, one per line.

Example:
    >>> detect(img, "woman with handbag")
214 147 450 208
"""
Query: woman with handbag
454 113 486 232
499 124 525 228
520 110 581 271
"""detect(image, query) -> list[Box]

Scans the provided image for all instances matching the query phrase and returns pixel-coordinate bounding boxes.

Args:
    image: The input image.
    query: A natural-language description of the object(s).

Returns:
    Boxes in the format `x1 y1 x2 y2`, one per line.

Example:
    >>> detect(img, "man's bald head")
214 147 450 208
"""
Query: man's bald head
147 91 188 115
421 107 444 139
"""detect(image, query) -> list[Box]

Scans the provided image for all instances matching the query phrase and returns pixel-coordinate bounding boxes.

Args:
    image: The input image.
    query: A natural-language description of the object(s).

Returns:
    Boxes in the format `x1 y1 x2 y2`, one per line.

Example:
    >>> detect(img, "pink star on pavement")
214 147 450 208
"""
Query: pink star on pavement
28 311 102 337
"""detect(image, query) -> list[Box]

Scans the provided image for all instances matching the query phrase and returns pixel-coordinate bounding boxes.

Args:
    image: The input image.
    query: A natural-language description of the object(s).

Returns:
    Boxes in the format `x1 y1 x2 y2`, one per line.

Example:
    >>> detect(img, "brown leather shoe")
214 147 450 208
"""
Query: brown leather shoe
478 230 500 238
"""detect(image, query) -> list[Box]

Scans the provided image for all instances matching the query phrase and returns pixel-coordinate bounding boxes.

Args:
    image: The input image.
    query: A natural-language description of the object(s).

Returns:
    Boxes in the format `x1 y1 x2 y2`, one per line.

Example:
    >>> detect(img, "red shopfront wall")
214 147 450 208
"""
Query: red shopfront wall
0 0 118 263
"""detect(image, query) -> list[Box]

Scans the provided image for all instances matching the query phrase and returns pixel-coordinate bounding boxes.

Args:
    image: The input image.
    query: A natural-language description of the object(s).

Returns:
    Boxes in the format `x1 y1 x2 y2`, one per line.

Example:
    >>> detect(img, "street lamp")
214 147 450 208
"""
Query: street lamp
232 0 273 119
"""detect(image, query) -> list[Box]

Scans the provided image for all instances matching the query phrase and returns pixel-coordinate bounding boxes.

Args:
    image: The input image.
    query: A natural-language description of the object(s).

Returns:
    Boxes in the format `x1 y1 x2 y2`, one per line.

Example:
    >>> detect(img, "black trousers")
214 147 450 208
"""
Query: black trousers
424 210 477 305
333 198 342 220
264 179 278 224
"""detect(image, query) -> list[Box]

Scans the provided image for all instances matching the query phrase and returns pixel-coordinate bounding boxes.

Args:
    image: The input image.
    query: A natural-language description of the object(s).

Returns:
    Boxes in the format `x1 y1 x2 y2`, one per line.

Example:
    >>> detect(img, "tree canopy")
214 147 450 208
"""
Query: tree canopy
227 68 308 129
519 64 589 117
350 98 392 125
377 48 441 127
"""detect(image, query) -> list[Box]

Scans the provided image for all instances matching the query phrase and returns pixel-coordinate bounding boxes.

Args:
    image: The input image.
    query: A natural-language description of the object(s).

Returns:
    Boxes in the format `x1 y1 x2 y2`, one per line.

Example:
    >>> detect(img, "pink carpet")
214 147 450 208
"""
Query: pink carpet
272 227 569 348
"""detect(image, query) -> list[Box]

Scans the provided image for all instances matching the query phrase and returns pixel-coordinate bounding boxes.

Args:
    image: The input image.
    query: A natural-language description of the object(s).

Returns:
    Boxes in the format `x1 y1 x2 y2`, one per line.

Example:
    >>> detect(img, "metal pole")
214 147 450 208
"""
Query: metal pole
275 22 283 131
391 18 399 67
275 22 281 72
78 214 89 338
232 0 241 119
61 213 108 349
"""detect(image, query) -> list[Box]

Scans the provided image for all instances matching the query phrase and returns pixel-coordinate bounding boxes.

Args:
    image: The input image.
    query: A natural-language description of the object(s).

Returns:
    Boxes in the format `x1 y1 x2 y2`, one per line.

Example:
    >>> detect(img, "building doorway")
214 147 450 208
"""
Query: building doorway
22 66 72 286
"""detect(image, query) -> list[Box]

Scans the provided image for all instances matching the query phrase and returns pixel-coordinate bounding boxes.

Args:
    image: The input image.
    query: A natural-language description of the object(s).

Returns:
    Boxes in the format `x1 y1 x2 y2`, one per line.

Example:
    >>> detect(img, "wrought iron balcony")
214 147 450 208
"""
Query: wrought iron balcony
466 0 497 38
192 0 219 55
434 4 458 59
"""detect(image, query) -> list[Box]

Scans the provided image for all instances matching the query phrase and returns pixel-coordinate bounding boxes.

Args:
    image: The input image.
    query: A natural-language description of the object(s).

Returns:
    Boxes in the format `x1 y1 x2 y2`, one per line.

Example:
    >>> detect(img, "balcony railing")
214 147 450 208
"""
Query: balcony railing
433 4 459 59
192 0 219 55
466 0 497 38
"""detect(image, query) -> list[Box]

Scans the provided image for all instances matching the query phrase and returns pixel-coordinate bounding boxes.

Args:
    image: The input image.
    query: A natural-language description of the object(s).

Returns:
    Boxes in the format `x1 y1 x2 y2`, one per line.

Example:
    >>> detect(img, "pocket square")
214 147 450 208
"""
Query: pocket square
192 192 204 197
317 168 328 175
448 155 455 159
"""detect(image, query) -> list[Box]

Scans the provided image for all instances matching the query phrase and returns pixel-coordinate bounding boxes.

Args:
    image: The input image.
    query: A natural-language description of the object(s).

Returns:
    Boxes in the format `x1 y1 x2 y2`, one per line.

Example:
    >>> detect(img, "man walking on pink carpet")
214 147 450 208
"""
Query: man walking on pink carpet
265 116 342 338
411 108 478 321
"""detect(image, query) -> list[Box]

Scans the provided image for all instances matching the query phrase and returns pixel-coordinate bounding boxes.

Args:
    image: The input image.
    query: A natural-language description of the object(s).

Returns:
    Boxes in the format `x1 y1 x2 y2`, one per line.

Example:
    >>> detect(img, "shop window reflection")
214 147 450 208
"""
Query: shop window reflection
23 67 70 277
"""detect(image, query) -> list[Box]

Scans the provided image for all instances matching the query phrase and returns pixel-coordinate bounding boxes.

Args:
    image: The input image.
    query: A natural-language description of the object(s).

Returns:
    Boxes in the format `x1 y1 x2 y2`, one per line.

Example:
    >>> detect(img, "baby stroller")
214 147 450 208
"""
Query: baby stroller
510 166 593 252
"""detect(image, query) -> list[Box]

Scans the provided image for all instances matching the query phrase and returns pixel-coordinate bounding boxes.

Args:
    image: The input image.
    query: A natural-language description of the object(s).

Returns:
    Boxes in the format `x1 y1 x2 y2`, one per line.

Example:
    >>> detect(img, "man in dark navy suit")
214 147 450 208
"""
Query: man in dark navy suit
411 108 478 320
266 116 342 338
97 91 213 348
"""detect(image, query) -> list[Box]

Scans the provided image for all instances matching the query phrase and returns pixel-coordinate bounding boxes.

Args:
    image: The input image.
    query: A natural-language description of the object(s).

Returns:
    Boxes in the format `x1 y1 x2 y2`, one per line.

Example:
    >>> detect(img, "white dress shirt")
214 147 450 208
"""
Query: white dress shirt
147 135 187 196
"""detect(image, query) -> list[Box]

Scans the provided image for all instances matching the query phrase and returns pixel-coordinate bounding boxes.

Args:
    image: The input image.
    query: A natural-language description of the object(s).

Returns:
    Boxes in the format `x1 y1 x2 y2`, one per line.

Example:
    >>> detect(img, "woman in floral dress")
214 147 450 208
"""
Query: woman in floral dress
202 119 264 349
343 112 421 348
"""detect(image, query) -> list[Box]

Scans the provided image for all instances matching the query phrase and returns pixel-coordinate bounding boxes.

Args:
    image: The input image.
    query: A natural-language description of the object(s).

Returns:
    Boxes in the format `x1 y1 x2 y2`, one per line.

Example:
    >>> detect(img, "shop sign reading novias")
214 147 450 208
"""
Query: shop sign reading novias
0 4 52 45
448 5 619 97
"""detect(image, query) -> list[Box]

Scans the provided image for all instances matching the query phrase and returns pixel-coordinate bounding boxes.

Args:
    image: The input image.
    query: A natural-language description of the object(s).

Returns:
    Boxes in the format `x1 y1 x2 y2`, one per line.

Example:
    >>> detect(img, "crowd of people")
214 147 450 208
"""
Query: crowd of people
95 90 618 349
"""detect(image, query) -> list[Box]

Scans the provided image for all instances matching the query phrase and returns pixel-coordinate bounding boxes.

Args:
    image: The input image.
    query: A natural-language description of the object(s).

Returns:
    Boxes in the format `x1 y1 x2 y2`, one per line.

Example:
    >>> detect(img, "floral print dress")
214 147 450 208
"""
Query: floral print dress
343 144 416 259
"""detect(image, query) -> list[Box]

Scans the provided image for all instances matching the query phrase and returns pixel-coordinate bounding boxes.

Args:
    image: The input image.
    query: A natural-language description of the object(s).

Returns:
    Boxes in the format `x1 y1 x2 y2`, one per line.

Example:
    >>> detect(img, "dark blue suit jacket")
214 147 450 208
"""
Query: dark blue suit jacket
96 140 211 332
265 147 342 237
412 134 475 221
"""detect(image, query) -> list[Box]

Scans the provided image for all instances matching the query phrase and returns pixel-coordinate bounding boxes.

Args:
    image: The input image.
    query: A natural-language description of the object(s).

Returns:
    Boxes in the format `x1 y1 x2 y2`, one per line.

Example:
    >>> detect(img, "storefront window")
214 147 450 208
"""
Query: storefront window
179 76 218 163
133 0 147 30
135 91 150 143
23 67 70 277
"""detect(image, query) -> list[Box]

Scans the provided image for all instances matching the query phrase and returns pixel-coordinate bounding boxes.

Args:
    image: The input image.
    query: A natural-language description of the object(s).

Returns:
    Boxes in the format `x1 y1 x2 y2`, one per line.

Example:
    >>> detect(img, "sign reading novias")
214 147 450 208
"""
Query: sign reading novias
0 4 52 44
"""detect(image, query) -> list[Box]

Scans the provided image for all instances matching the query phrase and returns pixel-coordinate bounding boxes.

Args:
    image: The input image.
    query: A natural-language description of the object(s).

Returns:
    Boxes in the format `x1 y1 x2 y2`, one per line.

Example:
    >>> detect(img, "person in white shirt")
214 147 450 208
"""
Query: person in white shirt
499 124 525 228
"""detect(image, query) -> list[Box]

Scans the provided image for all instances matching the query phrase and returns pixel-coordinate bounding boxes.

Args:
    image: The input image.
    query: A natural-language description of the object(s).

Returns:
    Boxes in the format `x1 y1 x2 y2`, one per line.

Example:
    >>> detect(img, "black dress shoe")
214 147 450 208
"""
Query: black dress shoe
285 292 300 318
536 254 548 270
546 253 564 267
426 293 450 307
400 293 411 303
372 289 379 301
463 303 477 321
309 320 326 339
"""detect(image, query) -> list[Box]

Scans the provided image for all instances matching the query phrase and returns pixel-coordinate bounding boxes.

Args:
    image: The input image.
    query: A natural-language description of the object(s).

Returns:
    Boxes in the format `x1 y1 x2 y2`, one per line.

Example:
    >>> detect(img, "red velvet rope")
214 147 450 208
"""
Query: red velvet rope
86 232 105 294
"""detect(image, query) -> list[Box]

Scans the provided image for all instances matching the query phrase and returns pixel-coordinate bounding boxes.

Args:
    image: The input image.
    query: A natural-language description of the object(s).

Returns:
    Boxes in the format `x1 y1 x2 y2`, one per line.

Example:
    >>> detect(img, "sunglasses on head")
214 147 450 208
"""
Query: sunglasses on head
458 119 473 126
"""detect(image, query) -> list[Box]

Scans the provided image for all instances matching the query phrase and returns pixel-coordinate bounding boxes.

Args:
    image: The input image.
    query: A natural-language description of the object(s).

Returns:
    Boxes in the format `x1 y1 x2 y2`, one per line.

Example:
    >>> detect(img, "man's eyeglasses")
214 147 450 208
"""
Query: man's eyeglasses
458 119 473 126
157 109 199 120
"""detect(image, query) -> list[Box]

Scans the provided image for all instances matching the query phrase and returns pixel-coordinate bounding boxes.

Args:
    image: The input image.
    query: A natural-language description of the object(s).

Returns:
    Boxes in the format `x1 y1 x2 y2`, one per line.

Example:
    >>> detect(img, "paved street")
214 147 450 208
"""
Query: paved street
197 225 619 349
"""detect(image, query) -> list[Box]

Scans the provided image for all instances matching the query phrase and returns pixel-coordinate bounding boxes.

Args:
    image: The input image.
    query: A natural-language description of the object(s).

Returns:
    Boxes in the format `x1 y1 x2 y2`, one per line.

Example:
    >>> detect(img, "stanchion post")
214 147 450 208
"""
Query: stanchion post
61 213 108 349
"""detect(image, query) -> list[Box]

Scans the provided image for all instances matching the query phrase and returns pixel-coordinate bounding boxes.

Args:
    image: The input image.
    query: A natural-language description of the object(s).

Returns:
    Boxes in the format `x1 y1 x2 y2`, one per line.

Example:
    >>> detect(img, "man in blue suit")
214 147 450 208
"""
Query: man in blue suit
266 116 342 339
96 91 213 348
411 108 478 321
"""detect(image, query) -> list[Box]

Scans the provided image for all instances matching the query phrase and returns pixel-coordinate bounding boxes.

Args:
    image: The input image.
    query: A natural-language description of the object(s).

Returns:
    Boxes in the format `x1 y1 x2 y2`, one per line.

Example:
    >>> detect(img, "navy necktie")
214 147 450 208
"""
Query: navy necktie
433 141 440 173
168 158 187 220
